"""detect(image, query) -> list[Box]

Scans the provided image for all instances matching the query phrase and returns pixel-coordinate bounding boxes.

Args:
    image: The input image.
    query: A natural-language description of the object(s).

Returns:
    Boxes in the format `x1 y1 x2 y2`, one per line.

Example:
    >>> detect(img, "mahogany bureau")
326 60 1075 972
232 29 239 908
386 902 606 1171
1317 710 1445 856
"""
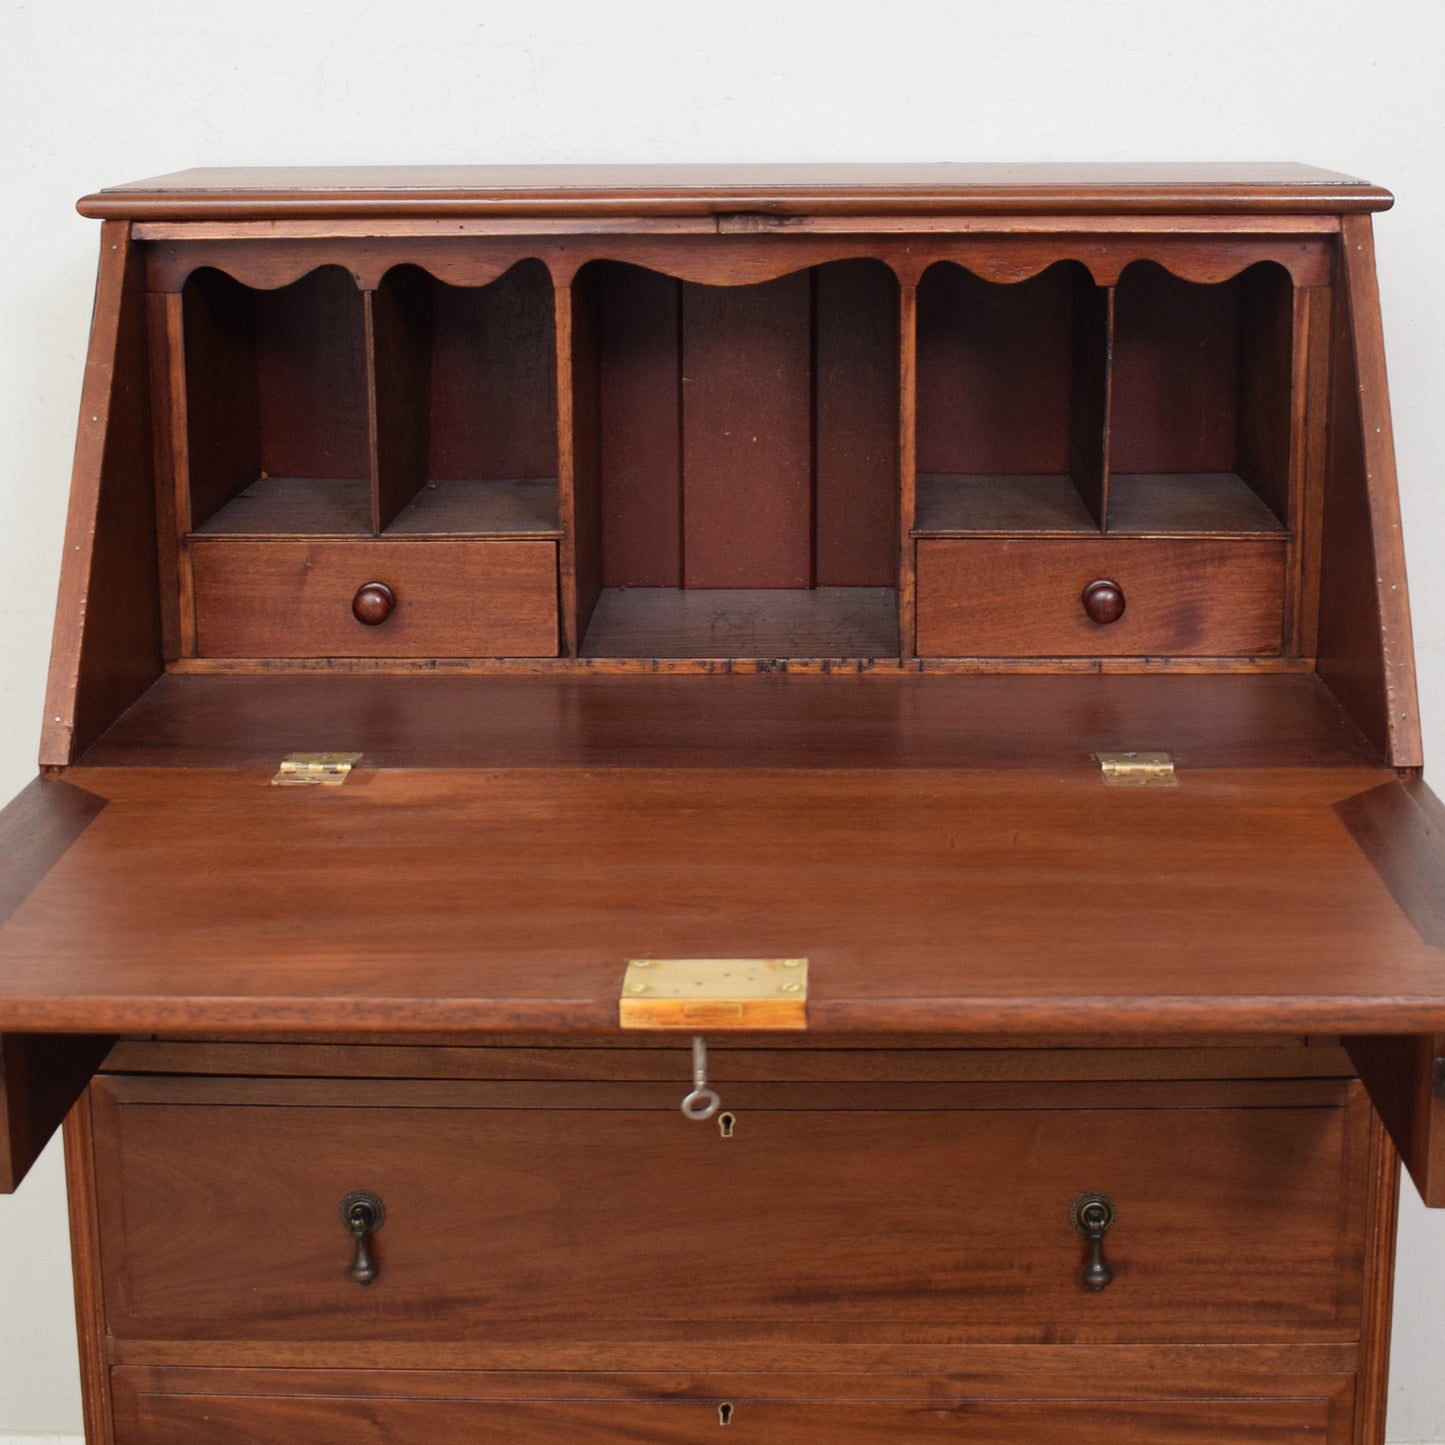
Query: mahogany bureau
1 164 1443 1444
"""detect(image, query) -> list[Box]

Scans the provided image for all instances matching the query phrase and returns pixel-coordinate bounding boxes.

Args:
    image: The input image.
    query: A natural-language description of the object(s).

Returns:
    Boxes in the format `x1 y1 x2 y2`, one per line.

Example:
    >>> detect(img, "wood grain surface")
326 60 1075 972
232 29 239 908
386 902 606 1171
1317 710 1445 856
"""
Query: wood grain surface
78 162 1393 221
190 539 558 658
915 537 1286 657
93 1077 1364 1341
74 672 1382 770
40 223 164 767
110 1369 1346 1444
0 764 1441 1035
579 588 898 659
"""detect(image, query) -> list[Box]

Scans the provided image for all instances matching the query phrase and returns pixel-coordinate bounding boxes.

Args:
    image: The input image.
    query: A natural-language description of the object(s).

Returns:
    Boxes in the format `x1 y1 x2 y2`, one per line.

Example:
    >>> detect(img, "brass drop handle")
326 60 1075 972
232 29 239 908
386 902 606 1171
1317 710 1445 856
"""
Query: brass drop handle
1081 579 1125 625
340 1191 386 1286
352 581 396 626
1070 1192 1116 1291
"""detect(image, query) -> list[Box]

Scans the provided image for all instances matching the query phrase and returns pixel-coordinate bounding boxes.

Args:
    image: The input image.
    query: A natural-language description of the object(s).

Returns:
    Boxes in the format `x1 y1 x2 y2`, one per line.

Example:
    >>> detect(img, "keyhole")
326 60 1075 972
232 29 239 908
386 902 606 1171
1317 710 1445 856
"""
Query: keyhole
718 1112 736 1139
718 1402 734 1426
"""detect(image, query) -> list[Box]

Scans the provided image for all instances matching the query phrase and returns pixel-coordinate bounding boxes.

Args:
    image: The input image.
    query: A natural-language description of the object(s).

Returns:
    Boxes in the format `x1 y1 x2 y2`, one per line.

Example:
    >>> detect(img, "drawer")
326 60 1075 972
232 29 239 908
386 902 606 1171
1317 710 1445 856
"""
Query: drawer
190 539 559 657
92 1076 1366 1345
915 537 1286 657
111 1368 1344 1444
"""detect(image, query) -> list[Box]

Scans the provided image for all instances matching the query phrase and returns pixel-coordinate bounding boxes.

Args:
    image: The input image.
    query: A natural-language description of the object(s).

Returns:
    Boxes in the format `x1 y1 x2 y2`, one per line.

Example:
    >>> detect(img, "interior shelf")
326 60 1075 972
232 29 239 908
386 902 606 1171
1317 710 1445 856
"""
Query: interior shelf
384 478 562 538
571 259 900 660
1109 262 1293 532
913 474 1098 536
178 260 559 541
913 471 1287 537
190 477 371 538
181 266 371 535
579 588 899 660
1107 473 1286 536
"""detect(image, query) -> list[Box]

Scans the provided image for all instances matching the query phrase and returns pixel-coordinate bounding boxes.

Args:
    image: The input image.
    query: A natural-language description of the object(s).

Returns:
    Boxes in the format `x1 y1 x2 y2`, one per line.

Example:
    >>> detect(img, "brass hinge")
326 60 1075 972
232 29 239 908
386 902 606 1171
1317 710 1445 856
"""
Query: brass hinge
1096 752 1178 788
270 752 363 787
620 958 809 1030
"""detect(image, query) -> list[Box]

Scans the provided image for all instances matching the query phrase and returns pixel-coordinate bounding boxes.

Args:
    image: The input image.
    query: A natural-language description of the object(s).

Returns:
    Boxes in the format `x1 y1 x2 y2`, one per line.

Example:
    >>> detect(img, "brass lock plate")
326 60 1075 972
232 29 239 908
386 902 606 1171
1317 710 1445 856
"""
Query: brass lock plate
620 958 809 1030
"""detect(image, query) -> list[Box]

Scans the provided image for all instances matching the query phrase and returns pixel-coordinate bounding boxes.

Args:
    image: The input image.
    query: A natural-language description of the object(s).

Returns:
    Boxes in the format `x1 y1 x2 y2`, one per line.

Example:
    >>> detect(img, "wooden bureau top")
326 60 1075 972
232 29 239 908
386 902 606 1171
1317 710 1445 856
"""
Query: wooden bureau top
77 162 1392 220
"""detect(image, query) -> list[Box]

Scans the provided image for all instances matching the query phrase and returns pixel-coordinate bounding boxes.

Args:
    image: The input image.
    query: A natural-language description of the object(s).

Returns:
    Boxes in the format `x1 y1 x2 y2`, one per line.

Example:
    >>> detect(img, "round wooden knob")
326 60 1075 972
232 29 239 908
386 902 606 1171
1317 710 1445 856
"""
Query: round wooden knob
1081 579 1125 625
352 582 396 626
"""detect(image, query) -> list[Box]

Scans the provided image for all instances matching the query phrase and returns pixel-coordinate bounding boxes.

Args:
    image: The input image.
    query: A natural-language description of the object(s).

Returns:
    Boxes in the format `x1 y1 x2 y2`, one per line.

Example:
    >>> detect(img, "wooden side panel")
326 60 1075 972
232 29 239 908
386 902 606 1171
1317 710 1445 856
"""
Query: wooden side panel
682 272 812 588
1317 216 1423 767
1337 778 1445 1201
177 269 260 528
429 260 557 482
367 268 432 532
40 222 164 767
1354 1109 1400 1444
0 1033 111 1194
596 264 682 588
64 1095 116 1445
1347 1033 1445 1207
0 774 108 930
0 779 113 1188
813 261 898 586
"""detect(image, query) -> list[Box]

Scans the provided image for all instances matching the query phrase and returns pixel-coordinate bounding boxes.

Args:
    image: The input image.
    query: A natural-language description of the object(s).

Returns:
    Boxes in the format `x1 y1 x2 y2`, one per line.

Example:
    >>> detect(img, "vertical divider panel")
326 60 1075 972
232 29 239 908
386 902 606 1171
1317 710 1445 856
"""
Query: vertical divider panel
813 261 900 588
366 269 433 535
180 271 260 530
1236 265 1294 529
898 282 918 660
1072 279 1113 533
565 276 603 654
1293 287 1333 660
553 283 580 656
147 292 193 660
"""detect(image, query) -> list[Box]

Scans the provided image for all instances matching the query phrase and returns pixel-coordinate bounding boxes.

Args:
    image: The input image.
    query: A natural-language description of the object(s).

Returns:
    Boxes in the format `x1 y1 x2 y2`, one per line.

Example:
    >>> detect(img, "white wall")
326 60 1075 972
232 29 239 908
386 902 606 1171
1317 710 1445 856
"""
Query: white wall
1 0 1443 1438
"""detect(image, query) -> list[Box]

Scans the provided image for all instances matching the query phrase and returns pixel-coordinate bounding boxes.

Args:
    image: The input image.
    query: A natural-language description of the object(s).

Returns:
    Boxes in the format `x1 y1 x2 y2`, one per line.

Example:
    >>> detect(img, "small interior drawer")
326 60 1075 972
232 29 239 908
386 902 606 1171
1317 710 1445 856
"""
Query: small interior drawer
190 538 559 658
92 1075 1365 1346
915 537 1286 657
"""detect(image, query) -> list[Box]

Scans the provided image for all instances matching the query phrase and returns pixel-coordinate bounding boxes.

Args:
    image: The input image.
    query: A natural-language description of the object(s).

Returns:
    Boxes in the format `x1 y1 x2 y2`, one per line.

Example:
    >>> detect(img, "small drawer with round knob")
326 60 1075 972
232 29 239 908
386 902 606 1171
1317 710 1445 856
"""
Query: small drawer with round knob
915 538 1286 658
190 539 559 658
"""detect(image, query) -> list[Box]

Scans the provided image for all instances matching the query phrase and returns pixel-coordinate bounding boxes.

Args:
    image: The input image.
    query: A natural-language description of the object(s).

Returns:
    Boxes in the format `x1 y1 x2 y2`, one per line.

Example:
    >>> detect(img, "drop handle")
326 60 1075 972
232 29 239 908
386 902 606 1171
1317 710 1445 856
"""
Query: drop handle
339 1191 386 1287
1070 1192 1116 1292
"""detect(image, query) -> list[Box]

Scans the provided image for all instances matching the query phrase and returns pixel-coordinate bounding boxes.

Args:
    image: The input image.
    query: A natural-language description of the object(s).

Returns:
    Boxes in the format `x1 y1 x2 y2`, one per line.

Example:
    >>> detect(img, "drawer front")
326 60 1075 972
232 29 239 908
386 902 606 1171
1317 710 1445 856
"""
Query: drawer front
915 537 1286 657
93 1078 1366 1344
113 1387 1338 1445
191 539 558 657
